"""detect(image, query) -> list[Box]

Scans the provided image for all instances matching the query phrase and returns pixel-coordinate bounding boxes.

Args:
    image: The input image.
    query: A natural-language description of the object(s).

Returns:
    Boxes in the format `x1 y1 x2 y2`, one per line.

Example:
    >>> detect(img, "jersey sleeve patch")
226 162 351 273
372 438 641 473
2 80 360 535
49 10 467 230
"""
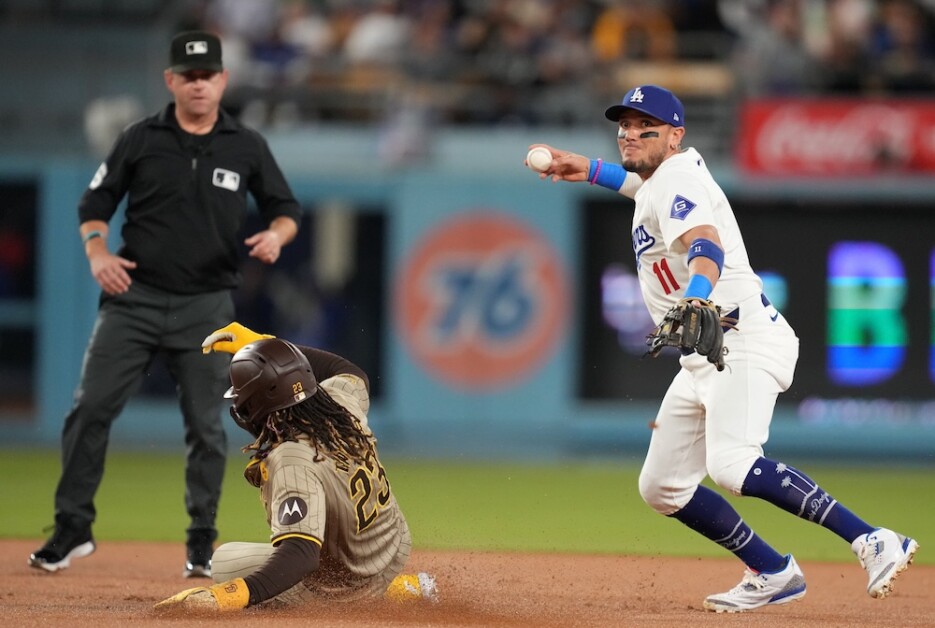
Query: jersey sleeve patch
669 195 697 220
89 162 107 190
277 495 309 526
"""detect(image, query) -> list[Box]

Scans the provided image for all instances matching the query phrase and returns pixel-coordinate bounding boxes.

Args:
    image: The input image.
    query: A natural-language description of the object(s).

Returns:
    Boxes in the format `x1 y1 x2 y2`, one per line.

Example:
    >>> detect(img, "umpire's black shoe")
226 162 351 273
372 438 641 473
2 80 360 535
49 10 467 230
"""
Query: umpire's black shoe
182 528 215 578
28 523 96 573
182 557 212 578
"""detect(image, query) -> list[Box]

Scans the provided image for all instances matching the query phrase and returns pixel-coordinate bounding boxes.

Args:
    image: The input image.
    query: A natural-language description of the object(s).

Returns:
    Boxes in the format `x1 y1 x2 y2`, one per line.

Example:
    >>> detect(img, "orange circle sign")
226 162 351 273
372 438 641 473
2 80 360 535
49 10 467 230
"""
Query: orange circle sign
395 212 568 390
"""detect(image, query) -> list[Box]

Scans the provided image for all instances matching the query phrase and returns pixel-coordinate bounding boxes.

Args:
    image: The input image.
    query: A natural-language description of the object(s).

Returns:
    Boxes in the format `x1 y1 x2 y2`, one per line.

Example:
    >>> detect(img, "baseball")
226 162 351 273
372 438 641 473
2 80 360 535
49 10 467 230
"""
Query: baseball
526 147 552 173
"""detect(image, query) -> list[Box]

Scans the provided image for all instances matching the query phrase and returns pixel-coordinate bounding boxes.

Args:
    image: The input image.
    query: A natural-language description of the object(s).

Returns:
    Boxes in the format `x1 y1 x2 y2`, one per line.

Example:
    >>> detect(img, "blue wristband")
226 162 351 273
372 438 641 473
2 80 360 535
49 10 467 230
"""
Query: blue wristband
687 238 724 275
684 274 713 300
587 159 627 191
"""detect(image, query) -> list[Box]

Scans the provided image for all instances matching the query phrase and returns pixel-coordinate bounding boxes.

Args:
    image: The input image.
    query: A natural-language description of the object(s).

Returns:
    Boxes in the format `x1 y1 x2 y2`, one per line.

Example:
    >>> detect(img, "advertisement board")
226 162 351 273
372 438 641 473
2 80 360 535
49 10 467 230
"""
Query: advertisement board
736 100 935 176
580 197 935 419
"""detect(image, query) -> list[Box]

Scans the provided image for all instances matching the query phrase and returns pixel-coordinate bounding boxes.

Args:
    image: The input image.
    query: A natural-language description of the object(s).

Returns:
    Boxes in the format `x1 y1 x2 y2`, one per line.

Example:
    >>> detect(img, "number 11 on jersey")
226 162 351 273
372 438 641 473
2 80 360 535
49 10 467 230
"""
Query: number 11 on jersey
652 258 680 295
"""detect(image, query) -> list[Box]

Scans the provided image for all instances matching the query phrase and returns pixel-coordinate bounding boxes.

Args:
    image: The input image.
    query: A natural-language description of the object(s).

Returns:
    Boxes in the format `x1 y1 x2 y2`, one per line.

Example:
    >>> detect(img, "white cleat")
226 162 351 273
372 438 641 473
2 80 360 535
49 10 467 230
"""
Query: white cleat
417 572 440 604
852 528 919 599
385 572 440 604
703 554 806 613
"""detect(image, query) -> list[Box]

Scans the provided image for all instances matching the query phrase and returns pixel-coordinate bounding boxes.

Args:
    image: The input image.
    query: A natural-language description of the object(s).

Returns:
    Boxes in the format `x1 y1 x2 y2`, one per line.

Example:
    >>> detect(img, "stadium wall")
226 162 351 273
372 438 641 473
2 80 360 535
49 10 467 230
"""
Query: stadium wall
2 126 934 463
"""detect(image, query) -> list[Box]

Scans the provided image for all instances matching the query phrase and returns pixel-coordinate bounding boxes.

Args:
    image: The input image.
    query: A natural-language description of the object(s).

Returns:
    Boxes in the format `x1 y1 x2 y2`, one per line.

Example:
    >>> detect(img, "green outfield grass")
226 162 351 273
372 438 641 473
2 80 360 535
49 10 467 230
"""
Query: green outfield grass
3 449 931 565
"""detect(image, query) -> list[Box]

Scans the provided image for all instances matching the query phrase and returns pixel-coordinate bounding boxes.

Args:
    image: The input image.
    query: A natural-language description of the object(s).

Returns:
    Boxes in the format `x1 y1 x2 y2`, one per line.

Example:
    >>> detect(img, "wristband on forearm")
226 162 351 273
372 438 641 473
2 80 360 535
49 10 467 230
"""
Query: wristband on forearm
587 159 628 191
683 274 713 300
209 578 251 610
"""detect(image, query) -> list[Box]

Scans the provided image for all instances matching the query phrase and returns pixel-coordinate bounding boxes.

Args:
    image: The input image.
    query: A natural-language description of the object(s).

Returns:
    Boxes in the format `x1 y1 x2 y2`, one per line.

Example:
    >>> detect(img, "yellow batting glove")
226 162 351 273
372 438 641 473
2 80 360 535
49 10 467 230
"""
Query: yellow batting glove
153 578 250 613
201 322 274 355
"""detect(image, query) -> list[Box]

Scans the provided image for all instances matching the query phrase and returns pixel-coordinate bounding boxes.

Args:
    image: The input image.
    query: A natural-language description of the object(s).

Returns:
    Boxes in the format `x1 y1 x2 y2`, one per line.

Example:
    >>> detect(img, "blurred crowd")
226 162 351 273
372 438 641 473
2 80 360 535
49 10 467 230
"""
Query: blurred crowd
727 0 935 96
169 0 935 129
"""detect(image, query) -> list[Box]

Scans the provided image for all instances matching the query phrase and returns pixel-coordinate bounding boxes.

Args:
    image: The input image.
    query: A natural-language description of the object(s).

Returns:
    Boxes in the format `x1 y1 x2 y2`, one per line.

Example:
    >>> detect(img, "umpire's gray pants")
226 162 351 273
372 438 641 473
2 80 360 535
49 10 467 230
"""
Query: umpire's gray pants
54 281 234 536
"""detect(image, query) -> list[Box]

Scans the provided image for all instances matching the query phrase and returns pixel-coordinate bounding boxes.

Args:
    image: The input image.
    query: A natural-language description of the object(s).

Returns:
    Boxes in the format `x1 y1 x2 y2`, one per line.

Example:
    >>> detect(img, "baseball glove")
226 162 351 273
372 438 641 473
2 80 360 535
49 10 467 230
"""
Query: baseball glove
645 298 727 371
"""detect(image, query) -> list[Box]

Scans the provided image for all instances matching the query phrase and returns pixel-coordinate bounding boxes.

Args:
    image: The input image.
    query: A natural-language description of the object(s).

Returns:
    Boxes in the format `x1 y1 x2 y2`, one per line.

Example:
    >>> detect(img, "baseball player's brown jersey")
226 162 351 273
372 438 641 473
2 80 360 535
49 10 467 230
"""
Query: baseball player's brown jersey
257 373 411 601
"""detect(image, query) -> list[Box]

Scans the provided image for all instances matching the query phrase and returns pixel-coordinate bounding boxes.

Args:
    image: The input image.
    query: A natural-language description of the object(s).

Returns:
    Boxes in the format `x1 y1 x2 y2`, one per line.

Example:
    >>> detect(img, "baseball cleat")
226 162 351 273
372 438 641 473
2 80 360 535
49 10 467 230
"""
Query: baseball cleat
183 529 215 578
28 526 96 573
703 554 806 613
384 572 440 604
852 528 918 599
182 560 212 578
418 572 440 604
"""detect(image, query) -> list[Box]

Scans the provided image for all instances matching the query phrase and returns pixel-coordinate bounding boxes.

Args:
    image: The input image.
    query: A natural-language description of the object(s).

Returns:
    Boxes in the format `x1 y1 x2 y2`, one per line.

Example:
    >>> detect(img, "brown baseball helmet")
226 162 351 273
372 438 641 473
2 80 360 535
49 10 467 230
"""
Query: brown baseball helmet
224 338 317 436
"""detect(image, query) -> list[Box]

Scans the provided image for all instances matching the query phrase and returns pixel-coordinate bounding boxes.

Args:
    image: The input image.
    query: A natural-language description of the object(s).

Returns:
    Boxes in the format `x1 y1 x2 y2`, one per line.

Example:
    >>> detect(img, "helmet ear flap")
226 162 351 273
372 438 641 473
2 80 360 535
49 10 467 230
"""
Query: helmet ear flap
230 404 262 438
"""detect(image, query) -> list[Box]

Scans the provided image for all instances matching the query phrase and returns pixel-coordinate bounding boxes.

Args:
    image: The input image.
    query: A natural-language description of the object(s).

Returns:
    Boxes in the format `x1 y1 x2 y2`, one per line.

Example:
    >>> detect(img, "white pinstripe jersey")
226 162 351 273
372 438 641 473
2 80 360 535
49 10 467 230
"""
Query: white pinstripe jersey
256 373 411 599
626 147 764 324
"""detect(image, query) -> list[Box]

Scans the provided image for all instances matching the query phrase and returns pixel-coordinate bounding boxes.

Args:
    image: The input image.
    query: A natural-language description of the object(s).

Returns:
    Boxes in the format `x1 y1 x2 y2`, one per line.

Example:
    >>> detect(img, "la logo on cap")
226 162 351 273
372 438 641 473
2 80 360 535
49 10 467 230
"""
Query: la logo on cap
185 40 209 55
629 87 645 103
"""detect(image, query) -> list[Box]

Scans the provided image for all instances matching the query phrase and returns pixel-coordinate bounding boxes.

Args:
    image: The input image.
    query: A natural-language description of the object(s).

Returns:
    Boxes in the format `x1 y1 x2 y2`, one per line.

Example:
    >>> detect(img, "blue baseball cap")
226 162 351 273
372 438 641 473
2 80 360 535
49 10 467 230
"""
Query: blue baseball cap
604 85 685 127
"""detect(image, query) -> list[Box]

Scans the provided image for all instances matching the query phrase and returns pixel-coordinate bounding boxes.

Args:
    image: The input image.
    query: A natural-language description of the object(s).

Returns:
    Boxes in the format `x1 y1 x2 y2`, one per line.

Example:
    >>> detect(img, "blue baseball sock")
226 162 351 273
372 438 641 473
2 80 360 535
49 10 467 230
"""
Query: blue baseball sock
670 484 786 573
741 457 874 543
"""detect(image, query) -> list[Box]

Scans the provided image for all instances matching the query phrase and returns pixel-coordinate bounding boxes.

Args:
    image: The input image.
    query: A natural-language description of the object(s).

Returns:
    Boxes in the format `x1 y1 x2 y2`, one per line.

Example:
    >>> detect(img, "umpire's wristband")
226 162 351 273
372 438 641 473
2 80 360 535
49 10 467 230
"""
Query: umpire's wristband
82 230 103 244
684 275 713 300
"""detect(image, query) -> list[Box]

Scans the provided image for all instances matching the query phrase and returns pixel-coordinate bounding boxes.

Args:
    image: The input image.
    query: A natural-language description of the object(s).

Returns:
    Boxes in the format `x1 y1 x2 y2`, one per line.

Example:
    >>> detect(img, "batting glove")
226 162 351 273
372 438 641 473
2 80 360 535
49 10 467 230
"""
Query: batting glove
201 322 274 355
153 578 250 613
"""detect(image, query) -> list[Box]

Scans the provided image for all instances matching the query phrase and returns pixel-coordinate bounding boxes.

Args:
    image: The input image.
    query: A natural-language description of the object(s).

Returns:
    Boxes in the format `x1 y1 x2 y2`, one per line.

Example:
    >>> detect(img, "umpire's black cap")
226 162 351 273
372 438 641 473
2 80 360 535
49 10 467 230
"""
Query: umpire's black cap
169 31 223 73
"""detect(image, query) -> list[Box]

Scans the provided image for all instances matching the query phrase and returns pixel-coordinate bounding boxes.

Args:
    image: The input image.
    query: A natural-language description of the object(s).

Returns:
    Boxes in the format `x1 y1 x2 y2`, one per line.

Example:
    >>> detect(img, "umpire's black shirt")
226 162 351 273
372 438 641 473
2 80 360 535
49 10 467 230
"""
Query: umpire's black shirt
78 103 302 294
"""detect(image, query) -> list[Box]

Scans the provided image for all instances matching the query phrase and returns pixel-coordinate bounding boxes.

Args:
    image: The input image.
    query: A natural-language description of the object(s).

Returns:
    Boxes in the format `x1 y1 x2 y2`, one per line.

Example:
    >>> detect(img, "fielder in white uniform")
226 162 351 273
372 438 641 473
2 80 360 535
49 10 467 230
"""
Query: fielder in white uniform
529 85 918 613
155 323 437 613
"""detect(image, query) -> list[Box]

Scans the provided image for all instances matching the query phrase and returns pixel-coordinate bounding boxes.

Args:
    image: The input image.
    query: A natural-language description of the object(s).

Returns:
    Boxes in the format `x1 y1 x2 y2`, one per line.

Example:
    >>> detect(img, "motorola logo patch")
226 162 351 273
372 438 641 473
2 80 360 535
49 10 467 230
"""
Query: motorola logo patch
277 496 308 525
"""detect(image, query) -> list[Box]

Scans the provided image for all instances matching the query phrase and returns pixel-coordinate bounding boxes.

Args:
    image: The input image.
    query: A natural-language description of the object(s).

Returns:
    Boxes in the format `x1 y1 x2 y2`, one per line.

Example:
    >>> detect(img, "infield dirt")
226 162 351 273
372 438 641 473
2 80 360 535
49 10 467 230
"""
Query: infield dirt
3 539 932 627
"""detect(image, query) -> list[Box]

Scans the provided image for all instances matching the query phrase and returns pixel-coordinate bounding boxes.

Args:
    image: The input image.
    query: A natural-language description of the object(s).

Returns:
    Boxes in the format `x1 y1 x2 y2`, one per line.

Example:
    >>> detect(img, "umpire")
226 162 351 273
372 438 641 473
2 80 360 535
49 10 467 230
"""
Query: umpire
28 30 302 578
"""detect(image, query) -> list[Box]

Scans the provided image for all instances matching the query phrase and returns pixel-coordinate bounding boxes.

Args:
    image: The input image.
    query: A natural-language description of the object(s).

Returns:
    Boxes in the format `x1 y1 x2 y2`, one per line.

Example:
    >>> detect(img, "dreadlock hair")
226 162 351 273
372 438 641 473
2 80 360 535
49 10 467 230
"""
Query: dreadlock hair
242 386 376 465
